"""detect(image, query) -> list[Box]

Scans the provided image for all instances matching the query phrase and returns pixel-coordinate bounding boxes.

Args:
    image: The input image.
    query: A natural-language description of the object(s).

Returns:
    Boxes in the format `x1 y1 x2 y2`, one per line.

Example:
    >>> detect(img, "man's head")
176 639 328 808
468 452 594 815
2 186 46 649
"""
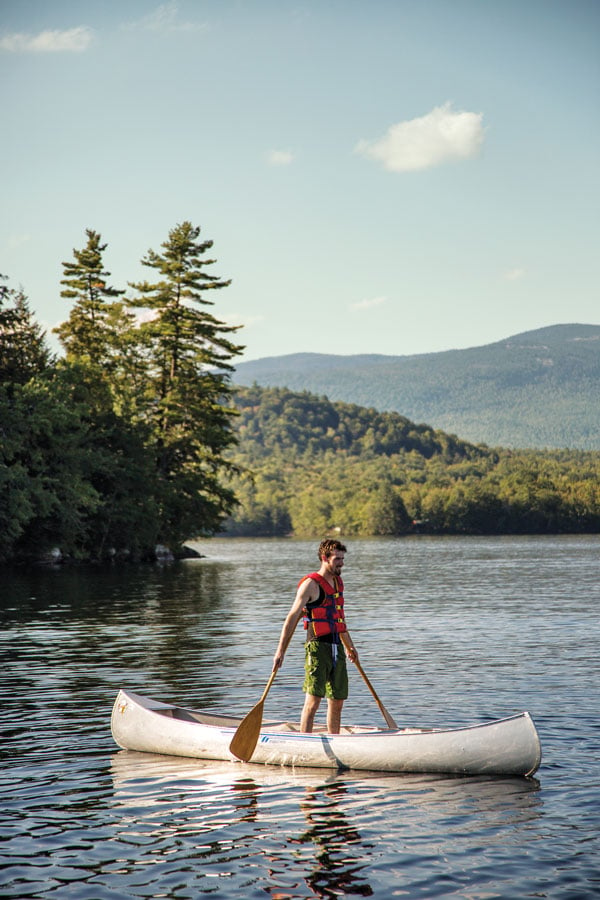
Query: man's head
318 539 347 562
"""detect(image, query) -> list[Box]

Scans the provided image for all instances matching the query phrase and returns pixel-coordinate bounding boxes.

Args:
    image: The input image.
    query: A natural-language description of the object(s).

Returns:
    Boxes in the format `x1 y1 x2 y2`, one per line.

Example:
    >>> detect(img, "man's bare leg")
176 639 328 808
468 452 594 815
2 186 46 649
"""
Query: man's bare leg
326 698 343 734
301 694 321 732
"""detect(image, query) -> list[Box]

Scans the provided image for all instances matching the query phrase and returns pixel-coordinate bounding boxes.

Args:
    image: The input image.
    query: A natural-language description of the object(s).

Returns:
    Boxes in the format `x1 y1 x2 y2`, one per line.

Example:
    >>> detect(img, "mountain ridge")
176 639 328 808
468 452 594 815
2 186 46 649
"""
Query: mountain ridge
233 324 600 450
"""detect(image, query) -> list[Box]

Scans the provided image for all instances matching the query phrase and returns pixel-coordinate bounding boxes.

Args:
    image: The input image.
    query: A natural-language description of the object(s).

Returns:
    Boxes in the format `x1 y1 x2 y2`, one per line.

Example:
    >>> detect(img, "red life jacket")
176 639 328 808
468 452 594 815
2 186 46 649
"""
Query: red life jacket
300 572 347 640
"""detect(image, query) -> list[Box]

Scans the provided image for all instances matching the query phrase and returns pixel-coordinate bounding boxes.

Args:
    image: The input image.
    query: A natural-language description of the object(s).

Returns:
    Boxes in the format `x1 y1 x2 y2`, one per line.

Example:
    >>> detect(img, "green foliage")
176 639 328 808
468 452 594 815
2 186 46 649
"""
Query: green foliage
128 221 245 542
0 276 53 382
55 229 129 367
223 385 600 537
233 385 484 463
0 222 244 564
0 378 100 562
53 362 160 559
3 238 599 563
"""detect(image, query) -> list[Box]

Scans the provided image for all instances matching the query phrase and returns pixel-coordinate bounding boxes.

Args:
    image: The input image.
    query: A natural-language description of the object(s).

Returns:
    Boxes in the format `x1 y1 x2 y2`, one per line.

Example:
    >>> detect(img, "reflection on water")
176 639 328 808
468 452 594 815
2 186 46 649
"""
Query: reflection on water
292 784 373 898
108 751 543 899
1 535 598 898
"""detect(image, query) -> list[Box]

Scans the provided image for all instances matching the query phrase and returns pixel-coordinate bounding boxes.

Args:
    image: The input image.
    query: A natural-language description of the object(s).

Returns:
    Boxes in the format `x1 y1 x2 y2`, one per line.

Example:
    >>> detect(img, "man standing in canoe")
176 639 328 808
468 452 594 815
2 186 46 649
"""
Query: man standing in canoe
272 538 359 734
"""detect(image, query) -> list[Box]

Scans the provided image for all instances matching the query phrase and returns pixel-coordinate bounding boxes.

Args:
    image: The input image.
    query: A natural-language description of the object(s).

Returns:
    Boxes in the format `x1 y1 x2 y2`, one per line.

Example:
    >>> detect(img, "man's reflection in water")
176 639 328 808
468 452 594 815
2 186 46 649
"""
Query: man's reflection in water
291 782 374 898
230 778 259 823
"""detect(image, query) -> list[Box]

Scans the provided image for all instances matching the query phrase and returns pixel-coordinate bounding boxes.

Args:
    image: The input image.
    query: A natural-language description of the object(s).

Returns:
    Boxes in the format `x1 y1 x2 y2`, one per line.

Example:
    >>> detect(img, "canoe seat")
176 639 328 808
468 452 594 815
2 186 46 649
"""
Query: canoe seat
342 725 380 734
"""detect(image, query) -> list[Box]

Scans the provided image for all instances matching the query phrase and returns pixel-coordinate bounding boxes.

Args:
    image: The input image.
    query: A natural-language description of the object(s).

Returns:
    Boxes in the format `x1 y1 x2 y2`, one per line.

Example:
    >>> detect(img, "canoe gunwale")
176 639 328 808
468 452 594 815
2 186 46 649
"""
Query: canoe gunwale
129 690 533 738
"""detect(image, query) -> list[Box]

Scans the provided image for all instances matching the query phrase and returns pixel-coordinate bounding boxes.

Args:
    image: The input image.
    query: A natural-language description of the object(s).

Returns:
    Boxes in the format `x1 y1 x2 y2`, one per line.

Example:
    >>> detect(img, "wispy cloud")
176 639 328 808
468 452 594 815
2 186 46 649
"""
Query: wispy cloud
267 150 294 167
5 233 31 251
356 102 484 173
504 267 526 281
351 295 387 311
0 26 92 53
122 1 207 34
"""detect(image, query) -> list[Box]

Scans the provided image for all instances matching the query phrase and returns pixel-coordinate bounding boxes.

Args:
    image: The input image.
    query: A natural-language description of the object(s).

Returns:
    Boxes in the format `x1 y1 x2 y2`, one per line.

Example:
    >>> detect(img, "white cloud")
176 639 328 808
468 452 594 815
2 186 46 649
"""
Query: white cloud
122 1 207 34
0 26 92 53
351 295 386 311
6 233 31 251
267 150 294 167
504 267 526 281
356 102 484 172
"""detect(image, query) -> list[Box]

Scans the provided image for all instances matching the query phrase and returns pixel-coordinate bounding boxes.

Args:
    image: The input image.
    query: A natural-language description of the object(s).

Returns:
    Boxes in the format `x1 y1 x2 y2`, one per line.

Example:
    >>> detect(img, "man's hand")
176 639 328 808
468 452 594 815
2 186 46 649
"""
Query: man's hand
345 645 358 664
340 632 358 664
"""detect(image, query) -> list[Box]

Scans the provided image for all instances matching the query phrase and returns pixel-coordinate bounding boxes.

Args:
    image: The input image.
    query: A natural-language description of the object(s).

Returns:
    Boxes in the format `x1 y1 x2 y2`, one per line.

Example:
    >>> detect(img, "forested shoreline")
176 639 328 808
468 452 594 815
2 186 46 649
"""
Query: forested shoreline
223 386 600 537
1 224 599 566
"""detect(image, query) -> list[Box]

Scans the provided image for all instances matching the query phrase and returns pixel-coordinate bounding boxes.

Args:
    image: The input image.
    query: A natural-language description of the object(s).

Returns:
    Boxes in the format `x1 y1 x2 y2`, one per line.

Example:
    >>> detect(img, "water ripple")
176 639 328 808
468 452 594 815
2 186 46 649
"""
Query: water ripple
1 536 599 898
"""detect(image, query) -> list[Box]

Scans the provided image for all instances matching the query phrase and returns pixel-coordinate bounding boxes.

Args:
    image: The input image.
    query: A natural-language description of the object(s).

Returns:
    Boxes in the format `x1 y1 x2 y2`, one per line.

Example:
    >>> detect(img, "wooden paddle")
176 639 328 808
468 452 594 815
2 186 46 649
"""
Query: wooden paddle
229 630 294 762
341 633 398 729
353 658 398 729
229 669 279 762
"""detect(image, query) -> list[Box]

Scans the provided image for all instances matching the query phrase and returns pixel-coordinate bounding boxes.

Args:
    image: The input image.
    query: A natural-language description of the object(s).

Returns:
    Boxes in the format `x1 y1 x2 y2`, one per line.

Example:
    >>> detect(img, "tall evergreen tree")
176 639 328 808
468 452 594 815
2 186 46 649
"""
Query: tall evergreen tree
53 232 158 559
55 229 130 369
129 220 245 542
0 276 52 383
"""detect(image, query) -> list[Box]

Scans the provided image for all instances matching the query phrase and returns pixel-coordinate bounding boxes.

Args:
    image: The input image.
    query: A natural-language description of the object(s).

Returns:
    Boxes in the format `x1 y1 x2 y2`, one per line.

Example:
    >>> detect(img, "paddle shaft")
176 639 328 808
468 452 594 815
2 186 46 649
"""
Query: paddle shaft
341 633 398 729
258 666 279 704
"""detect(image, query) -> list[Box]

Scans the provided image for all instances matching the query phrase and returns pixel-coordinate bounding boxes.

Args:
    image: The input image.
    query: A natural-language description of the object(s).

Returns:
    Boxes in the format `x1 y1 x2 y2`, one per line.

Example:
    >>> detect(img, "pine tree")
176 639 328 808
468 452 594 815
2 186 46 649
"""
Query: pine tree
55 229 130 368
129 220 245 542
53 232 159 559
0 276 52 383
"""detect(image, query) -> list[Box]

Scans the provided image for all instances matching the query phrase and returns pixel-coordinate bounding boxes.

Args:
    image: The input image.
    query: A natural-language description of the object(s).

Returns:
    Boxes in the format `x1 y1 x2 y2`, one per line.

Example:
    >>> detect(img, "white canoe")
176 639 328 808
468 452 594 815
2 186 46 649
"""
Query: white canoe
111 690 542 777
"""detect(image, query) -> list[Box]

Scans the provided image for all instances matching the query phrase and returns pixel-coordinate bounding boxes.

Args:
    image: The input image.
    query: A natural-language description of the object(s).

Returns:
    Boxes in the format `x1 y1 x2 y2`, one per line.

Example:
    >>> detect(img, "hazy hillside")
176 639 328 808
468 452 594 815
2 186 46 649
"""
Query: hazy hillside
233 324 600 450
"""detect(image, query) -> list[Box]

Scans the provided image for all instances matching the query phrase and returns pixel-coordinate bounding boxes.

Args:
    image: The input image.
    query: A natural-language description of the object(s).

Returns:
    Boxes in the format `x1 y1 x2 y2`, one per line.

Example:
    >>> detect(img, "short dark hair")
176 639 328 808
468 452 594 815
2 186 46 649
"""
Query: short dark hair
318 538 347 561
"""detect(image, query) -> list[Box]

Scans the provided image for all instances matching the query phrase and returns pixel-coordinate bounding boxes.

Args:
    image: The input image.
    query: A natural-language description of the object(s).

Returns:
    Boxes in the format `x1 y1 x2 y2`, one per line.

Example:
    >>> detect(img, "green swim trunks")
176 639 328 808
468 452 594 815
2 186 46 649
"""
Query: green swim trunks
303 640 348 700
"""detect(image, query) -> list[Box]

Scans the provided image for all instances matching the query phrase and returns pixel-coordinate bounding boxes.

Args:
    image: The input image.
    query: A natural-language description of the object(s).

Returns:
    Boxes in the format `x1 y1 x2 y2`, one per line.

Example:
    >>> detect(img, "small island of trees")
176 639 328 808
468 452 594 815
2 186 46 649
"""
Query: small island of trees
0 222 243 564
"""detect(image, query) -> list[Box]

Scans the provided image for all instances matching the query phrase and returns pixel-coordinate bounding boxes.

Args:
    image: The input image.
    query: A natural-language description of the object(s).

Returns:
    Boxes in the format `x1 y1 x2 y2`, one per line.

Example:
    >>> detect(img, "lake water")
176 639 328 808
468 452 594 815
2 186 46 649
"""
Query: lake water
1 535 599 899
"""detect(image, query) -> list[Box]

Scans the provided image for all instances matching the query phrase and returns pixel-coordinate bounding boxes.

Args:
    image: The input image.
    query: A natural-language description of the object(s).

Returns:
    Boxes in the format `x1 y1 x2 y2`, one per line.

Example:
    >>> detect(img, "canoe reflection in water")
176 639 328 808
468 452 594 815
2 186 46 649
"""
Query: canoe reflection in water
109 752 541 898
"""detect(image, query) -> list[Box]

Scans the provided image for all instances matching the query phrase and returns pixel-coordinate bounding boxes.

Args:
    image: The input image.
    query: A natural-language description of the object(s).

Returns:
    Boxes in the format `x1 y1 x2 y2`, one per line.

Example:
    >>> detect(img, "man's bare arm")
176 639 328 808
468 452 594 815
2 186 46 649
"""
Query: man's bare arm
272 579 318 671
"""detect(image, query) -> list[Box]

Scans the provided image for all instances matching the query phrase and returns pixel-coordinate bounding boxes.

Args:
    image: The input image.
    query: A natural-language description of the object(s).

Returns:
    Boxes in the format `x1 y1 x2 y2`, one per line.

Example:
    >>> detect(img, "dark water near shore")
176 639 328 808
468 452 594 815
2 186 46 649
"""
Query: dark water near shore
1 535 599 898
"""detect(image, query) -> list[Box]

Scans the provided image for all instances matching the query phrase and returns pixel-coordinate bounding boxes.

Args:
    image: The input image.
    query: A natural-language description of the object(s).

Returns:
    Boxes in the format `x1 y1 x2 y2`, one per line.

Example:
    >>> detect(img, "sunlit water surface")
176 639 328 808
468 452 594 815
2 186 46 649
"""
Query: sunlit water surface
1 536 599 898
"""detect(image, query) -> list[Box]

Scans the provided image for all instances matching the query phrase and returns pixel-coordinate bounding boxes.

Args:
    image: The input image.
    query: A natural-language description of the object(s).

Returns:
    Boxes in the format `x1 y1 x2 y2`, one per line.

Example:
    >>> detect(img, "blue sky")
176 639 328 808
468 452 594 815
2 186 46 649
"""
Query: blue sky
2 0 599 362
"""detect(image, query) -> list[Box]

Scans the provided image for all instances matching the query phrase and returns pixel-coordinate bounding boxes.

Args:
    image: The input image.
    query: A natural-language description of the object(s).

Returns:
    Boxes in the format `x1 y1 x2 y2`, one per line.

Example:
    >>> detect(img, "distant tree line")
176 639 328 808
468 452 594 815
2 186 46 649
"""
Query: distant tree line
223 386 600 537
0 223 243 564
3 232 599 566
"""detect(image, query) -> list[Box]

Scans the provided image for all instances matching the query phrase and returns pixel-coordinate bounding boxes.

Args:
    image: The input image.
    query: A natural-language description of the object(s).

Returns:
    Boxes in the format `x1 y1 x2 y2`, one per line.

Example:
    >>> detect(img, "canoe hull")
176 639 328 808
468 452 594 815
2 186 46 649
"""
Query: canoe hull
111 690 541 777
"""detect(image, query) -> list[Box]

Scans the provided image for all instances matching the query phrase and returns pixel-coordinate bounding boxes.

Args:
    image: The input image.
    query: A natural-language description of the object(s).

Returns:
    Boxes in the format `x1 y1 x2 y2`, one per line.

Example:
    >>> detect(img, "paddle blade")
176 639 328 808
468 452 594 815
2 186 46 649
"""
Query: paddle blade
229 700 265 762
229 666 280 762
379 706 398 730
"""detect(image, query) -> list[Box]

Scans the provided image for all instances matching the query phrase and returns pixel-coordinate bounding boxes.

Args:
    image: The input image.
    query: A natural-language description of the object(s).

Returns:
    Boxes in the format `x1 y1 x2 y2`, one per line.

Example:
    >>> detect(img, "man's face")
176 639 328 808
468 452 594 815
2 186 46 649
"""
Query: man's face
324 551 345 576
